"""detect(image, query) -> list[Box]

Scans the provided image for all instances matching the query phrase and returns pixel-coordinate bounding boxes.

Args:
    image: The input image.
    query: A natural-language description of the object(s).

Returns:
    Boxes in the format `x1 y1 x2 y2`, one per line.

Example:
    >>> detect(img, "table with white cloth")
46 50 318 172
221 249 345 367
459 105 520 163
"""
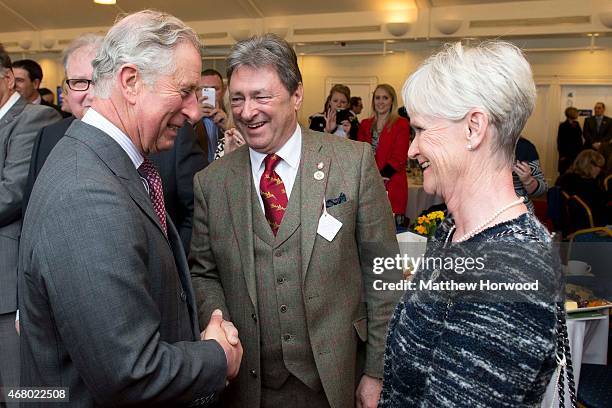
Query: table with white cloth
541 312 609 407
405 175 443 222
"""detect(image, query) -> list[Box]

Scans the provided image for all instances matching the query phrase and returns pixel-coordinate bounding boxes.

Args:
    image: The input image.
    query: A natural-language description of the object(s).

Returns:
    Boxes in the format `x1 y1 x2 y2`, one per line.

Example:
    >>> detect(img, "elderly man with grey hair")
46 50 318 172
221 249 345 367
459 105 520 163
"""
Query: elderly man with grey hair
190 33 401 408
379 41 563 407
18 10 241 407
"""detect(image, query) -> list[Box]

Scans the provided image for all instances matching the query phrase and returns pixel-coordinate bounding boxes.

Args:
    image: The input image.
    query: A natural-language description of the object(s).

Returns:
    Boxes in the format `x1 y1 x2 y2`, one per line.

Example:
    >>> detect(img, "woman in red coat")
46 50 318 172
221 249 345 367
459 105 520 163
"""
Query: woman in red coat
358 84 410 222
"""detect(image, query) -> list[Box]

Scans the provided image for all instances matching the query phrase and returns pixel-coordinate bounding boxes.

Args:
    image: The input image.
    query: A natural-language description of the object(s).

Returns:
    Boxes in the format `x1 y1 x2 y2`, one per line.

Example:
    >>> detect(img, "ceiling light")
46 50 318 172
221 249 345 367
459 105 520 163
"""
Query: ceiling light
435 19 462 35
94 0 116 4
386 22 411 37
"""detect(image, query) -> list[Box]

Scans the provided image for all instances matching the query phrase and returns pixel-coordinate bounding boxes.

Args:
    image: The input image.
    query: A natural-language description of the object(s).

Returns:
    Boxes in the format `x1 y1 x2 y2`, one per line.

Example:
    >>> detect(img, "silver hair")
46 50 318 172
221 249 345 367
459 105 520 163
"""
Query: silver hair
93 10 203 98
402 41 536 165
62 34 104 73
226 34 302 94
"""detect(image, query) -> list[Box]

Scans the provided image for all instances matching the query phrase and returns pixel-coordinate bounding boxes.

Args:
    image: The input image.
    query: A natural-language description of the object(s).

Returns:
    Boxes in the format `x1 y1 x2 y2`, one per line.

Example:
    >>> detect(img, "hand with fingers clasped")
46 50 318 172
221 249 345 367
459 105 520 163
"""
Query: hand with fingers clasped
201 309 243 381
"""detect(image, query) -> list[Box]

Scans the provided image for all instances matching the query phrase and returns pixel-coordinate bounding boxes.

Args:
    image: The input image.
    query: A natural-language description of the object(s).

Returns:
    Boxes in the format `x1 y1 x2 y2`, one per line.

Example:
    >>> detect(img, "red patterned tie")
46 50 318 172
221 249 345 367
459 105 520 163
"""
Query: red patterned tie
139 158 168 236
260 154 288 236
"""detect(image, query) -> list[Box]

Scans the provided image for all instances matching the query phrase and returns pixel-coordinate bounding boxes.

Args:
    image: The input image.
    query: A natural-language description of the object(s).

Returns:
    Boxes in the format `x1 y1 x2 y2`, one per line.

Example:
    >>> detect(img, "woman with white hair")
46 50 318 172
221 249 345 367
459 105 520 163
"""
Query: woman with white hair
379 41 564 407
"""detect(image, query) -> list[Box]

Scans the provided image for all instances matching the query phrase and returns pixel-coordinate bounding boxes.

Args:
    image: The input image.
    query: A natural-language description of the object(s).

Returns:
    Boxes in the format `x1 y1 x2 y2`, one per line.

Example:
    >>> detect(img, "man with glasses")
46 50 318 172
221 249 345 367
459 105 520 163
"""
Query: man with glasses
22 34 103 212
0 43 60 407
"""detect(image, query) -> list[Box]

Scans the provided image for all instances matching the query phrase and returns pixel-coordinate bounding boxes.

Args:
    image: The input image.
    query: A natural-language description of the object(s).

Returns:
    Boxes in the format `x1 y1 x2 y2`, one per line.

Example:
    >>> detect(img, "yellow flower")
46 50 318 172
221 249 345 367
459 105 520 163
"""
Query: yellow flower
417 216 424 225
415 225 427 235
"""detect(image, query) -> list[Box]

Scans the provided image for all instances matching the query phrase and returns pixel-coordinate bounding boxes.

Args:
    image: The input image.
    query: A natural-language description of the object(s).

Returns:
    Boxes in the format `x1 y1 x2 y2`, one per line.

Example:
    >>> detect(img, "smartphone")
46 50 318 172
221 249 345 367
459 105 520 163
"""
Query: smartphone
336 108 351 124
201 87 216 108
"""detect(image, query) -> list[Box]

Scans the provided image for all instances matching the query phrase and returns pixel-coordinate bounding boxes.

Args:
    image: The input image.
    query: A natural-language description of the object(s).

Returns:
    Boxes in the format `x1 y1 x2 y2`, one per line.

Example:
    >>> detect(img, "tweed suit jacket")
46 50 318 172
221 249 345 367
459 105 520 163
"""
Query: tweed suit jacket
18 121 227 406
0 94 59 314
190 128 402 408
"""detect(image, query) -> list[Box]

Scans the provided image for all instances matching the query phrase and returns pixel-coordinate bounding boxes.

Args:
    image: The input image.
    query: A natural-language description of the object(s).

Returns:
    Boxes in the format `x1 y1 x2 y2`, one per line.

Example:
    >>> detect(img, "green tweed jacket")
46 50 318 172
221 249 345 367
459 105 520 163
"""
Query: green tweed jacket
190 128 401 408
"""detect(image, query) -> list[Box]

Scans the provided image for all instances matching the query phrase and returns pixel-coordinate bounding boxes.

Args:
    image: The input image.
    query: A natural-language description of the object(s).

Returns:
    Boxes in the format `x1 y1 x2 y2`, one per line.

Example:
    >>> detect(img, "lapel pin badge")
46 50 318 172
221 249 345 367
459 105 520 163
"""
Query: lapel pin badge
317 162 324 170
314 171 325 180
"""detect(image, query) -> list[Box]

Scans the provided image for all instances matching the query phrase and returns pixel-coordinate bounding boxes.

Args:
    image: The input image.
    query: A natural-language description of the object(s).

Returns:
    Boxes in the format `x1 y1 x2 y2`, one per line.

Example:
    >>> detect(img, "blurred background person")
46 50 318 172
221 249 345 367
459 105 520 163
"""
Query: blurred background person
195 68 229 164
512 136 548 212
583 102 611 150
556 149 609 225
308 83 356 138
38 87 55 105
557 106 583 175
357 84 410 225
349 96 363 117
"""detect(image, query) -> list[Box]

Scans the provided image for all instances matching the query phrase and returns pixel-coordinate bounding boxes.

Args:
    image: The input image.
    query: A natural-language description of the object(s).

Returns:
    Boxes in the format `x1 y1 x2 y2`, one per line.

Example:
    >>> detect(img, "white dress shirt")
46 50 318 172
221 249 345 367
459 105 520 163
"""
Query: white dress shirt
82 108 143 169
249 125 302 213
0 92 20 121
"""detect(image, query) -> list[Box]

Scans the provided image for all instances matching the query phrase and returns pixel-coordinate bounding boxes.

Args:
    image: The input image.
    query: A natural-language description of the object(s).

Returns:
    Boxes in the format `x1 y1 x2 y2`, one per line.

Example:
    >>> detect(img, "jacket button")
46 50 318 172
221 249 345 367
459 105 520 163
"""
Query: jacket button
276 277 285 284
274 250 282 257
180 291 187 301
249 369 257 378
280 305 287 313
251 313 257 322
283 333 291 341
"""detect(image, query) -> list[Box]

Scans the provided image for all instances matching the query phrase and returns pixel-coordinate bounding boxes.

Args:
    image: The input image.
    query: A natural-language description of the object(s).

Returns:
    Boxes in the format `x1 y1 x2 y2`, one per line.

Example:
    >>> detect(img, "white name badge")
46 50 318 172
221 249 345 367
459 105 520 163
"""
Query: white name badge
317 198 343 242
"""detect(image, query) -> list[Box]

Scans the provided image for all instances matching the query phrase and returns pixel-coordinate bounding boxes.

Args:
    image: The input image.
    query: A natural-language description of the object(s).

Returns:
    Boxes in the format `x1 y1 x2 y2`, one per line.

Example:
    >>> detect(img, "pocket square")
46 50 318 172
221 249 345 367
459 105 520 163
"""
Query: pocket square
325 193 347 208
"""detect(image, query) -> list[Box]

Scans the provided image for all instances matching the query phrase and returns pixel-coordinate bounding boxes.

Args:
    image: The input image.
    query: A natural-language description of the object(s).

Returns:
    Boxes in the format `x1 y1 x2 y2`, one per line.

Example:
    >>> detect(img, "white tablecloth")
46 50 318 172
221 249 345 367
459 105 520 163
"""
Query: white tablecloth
541 314 609 407
405 183 443 222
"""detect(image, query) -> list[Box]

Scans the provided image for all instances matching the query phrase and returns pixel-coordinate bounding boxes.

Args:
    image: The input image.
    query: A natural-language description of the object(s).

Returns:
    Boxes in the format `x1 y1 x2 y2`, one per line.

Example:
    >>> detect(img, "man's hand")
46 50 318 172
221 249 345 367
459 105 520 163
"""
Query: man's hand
202 310 243 380
355 374 382 408
199 97 228 131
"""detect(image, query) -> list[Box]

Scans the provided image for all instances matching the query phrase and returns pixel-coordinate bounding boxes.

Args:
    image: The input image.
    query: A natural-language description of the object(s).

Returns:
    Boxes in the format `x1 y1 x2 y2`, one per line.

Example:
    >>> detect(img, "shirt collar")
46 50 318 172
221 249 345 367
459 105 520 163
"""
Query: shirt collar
249 124 301 171
0 91 20 121
82 108 144 168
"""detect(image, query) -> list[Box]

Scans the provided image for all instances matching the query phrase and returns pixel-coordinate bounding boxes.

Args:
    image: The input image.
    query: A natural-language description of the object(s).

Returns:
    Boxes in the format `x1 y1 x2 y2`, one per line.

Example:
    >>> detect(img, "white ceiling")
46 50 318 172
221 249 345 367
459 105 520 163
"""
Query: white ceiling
0 0 552 33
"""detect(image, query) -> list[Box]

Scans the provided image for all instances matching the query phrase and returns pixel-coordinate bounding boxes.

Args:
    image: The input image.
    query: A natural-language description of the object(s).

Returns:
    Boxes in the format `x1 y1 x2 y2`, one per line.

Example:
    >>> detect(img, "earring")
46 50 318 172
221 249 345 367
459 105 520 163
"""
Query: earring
466 143 473 151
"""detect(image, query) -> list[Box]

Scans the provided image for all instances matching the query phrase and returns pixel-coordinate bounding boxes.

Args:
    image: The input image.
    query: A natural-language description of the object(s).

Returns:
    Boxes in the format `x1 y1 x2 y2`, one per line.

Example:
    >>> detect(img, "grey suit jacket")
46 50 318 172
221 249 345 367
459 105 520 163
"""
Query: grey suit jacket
18 121 227 406
190 128 402 408
0 94 59 314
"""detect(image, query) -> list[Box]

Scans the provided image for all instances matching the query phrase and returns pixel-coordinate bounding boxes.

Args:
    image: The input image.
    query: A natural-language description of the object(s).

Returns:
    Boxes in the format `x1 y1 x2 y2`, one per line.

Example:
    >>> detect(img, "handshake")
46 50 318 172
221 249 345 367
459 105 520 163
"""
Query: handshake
201 309 243 381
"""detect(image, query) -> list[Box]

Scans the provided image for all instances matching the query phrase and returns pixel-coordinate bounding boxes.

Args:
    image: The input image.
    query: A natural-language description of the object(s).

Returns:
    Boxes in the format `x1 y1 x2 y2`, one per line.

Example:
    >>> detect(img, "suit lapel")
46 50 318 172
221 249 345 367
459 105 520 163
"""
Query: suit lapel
0 95 26 128
66 121 170 245
226 147 258 308
300 129 330 283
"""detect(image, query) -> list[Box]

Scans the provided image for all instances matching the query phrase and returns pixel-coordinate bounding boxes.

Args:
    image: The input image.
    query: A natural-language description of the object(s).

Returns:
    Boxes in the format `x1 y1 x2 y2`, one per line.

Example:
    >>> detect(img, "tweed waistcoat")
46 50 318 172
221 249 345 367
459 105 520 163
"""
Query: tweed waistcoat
251 168 322 391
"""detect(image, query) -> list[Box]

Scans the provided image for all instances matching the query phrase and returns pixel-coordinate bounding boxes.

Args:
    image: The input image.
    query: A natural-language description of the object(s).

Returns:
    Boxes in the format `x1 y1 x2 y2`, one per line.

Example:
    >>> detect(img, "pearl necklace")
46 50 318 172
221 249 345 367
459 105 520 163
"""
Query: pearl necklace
444 196 526 245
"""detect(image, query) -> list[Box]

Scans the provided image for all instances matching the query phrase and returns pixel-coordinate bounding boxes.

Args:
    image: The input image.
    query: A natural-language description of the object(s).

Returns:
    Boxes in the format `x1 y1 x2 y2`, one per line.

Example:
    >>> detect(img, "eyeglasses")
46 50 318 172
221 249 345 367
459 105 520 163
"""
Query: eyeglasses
65 79 93 91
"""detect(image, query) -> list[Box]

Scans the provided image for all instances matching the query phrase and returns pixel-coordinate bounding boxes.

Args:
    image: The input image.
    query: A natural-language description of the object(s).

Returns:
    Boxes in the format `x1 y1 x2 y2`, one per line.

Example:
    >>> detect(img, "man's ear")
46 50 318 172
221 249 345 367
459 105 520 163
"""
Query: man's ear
117 64 140 105
33 78 41 90
465 108 489 151
293 83 304 112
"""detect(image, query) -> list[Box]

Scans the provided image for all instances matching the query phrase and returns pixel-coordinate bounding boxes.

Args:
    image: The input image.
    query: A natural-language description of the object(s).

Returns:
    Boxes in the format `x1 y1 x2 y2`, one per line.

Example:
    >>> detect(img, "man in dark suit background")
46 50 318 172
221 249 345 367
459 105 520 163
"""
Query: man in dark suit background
583 101 612 150
0 43 60 407
19 10 241 406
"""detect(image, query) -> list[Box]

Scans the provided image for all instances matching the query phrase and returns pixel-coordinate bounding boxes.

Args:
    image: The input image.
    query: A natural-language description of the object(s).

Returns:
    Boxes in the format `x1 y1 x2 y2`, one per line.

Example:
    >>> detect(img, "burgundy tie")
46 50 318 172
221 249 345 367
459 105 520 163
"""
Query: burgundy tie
260 154 288 236
139 158 168 236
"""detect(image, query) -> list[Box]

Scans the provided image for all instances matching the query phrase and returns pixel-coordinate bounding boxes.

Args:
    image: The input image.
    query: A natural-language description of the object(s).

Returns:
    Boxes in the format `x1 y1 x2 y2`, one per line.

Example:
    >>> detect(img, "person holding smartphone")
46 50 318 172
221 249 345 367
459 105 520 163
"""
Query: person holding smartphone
195 69 229 164
308 84 357 139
